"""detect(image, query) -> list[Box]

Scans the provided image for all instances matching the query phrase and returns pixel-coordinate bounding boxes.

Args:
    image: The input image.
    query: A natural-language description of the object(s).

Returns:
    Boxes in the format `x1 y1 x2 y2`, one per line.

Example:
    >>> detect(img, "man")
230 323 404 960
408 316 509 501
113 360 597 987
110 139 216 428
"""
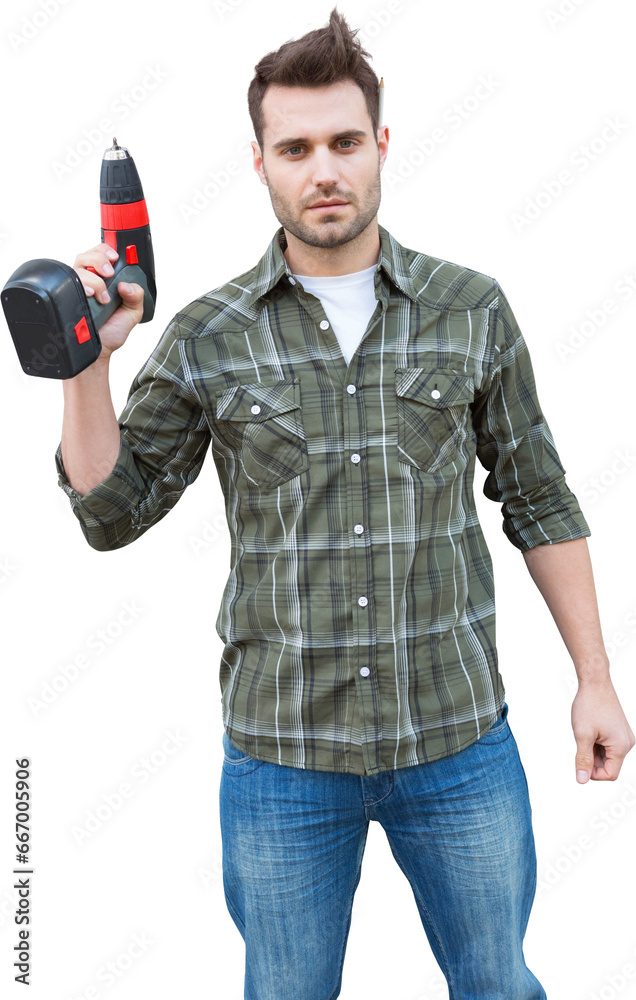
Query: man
57 7 634 999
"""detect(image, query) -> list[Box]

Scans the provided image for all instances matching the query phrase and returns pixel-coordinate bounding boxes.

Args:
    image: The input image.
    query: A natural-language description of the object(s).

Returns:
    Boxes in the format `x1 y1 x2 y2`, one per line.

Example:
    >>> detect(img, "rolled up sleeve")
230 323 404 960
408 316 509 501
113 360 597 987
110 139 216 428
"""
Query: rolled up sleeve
473 281 591 552
55 315 211 552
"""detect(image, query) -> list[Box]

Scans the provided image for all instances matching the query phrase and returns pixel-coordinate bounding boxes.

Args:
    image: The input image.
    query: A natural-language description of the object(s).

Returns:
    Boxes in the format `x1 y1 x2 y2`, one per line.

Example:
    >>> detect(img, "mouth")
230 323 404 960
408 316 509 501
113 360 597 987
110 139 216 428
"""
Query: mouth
308 201 349 213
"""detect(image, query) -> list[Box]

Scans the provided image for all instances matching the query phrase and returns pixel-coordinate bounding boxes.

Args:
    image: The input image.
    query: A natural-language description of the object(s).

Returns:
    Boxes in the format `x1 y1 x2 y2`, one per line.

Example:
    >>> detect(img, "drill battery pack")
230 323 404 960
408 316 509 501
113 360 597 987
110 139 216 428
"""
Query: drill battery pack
3 259 102 379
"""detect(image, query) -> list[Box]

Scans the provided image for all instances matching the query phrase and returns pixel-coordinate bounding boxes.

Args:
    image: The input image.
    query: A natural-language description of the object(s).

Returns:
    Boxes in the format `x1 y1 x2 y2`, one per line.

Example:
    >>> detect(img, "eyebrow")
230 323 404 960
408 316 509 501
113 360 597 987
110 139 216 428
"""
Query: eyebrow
271 129 368 151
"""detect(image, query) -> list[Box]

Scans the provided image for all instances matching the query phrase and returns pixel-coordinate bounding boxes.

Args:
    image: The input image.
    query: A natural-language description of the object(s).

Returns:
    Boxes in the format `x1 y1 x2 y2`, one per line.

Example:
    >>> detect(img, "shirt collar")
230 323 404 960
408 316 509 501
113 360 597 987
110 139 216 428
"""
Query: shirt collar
245 222 421 309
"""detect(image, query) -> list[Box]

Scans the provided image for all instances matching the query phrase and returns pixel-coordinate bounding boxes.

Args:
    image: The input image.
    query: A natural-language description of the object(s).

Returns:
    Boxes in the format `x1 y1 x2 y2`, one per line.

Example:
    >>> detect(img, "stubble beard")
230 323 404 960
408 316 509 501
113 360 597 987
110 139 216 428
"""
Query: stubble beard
262 160 382 250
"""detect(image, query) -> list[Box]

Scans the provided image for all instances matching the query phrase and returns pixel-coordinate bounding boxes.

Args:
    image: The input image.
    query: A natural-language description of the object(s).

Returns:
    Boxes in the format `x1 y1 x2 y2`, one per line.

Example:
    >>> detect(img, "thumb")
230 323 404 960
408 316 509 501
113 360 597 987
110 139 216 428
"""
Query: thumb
118 281 144 298
575 743 593 783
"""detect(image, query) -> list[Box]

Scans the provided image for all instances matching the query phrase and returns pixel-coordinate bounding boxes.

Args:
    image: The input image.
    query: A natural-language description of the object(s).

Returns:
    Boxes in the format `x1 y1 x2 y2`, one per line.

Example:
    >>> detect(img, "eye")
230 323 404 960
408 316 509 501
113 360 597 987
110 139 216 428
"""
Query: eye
284 139 358 157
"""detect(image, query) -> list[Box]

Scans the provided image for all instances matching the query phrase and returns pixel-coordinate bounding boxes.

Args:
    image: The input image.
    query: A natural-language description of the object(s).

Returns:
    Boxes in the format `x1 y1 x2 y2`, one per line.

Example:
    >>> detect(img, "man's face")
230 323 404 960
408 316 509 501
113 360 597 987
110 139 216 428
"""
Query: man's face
252 80 388 250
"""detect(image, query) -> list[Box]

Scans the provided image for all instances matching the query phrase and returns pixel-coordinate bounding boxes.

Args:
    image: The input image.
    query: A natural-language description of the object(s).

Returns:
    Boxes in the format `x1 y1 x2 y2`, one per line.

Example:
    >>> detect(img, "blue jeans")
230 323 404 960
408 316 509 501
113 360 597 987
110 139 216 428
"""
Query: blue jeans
219 701 547 1000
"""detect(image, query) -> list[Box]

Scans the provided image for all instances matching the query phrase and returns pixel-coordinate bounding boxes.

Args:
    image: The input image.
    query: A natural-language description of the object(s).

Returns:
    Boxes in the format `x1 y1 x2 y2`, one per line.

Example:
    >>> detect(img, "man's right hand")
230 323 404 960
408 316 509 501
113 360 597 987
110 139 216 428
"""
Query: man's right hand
73 242 145 360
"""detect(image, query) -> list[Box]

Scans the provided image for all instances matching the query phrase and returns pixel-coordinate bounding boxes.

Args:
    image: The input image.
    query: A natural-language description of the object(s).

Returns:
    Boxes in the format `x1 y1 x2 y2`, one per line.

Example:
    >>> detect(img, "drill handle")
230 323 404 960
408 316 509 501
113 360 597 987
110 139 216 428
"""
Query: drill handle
87 260 154 328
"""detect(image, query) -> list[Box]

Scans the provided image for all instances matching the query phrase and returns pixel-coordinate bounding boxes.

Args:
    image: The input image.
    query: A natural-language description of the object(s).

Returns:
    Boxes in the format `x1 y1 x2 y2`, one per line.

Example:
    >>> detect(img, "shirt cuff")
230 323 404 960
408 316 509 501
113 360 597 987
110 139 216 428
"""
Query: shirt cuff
501 479 592 552
55 436 146 546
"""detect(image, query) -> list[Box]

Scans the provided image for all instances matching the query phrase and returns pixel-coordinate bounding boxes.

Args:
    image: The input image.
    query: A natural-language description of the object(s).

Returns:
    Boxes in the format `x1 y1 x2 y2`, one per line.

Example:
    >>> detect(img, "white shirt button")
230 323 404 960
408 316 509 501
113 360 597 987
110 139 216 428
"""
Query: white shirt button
288 276 296 285
320 320 330 330
360 666 370 677
351 453 361 464
354 524 364 534
358 596 368 607
347 384 356 394
251 404 261 415
431 389 441 400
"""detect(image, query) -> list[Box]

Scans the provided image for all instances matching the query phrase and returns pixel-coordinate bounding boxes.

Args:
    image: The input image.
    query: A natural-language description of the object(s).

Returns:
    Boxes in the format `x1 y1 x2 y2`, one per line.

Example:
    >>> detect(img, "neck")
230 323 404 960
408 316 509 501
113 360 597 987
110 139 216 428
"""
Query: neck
282 222 380 277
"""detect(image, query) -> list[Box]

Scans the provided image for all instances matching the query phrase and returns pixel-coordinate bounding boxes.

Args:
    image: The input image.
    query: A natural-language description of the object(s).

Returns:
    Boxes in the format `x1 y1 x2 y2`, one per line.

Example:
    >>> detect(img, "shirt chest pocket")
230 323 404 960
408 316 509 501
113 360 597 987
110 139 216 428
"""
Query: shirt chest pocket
214 379 310 490
395 367 475 474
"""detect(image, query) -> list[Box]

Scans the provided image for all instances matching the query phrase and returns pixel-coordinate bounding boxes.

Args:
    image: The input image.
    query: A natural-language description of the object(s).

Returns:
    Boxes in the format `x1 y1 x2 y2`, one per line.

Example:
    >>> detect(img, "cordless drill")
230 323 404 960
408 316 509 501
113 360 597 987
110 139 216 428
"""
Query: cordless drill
2 138 157 379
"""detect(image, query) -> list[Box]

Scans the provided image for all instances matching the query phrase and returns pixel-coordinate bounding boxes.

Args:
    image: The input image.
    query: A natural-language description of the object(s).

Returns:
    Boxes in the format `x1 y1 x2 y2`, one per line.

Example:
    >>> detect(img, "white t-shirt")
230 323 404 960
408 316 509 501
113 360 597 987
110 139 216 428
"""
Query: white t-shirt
292 263 378 366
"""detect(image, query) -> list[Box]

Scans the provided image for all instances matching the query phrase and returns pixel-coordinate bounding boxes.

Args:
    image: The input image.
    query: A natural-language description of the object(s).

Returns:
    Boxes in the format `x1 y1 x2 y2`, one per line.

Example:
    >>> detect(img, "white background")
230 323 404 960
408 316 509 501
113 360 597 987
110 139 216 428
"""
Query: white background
1 1 635 998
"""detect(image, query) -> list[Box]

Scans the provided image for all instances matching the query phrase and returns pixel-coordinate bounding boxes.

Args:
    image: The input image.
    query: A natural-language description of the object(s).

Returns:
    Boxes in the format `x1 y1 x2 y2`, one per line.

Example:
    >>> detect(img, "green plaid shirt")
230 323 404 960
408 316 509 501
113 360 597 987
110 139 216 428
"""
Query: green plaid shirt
55 223 591 775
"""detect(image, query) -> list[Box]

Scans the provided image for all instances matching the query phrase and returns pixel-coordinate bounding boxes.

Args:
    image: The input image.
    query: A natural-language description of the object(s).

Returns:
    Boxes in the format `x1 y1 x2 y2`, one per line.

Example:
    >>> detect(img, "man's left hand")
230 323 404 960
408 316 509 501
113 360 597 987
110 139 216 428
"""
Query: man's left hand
572 680 635 783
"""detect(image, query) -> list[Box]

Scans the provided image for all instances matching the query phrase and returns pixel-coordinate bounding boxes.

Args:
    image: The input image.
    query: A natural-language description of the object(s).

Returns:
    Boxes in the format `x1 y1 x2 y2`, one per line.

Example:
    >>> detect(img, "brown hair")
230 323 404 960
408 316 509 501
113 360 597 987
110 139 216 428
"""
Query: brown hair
247 7 380 156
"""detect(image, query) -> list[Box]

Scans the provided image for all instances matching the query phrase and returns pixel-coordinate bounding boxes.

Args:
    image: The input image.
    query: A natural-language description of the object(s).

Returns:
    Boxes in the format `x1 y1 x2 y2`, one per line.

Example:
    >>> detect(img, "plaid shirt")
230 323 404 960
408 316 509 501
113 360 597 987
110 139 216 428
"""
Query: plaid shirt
55 223 591 775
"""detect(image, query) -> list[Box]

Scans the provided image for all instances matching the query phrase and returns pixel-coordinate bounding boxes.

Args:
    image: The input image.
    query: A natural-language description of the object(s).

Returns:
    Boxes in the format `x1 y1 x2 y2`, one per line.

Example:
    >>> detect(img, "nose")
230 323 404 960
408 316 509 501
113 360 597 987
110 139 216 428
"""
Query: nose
309 148 341 189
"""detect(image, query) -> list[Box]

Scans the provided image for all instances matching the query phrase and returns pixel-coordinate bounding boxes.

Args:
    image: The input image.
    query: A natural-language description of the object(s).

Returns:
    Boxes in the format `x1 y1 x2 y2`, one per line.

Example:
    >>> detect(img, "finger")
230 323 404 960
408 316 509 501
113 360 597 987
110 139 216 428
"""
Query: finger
88 257 115 279
90 242 119 258
74 249 118 276
78 271 110 304
83 242 119 257
576 742 595 783
88 242 119 260
117 281 144 297
592 745 621 780
74 249 114 268
117 282 145 313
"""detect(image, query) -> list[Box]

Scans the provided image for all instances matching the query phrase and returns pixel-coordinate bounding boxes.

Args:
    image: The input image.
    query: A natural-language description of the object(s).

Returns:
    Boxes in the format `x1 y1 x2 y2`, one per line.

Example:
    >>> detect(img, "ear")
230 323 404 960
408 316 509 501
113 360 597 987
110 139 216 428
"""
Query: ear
251 140 268 186
378 125 389 170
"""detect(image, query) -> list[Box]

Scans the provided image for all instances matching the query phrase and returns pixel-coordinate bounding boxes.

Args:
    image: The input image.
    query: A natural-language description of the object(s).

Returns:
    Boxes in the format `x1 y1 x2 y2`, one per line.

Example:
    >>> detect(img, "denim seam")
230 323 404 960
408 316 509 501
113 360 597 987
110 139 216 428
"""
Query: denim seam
481 725 512 745
362 772 394 810
487 719 507 736
484 704 508 736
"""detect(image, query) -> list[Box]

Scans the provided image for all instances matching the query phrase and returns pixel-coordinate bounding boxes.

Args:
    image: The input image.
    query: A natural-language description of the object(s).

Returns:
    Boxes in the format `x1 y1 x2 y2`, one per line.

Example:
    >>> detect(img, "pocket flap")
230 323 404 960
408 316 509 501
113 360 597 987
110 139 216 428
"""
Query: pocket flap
215 380 301 422
395 368 474 408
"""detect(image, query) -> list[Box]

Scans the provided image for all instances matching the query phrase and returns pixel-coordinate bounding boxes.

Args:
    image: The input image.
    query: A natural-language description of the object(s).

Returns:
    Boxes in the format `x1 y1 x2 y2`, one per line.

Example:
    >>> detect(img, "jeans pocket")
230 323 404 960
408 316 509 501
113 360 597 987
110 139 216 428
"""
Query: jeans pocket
475 701 511 744
395 367 474 474
222 729 266 775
